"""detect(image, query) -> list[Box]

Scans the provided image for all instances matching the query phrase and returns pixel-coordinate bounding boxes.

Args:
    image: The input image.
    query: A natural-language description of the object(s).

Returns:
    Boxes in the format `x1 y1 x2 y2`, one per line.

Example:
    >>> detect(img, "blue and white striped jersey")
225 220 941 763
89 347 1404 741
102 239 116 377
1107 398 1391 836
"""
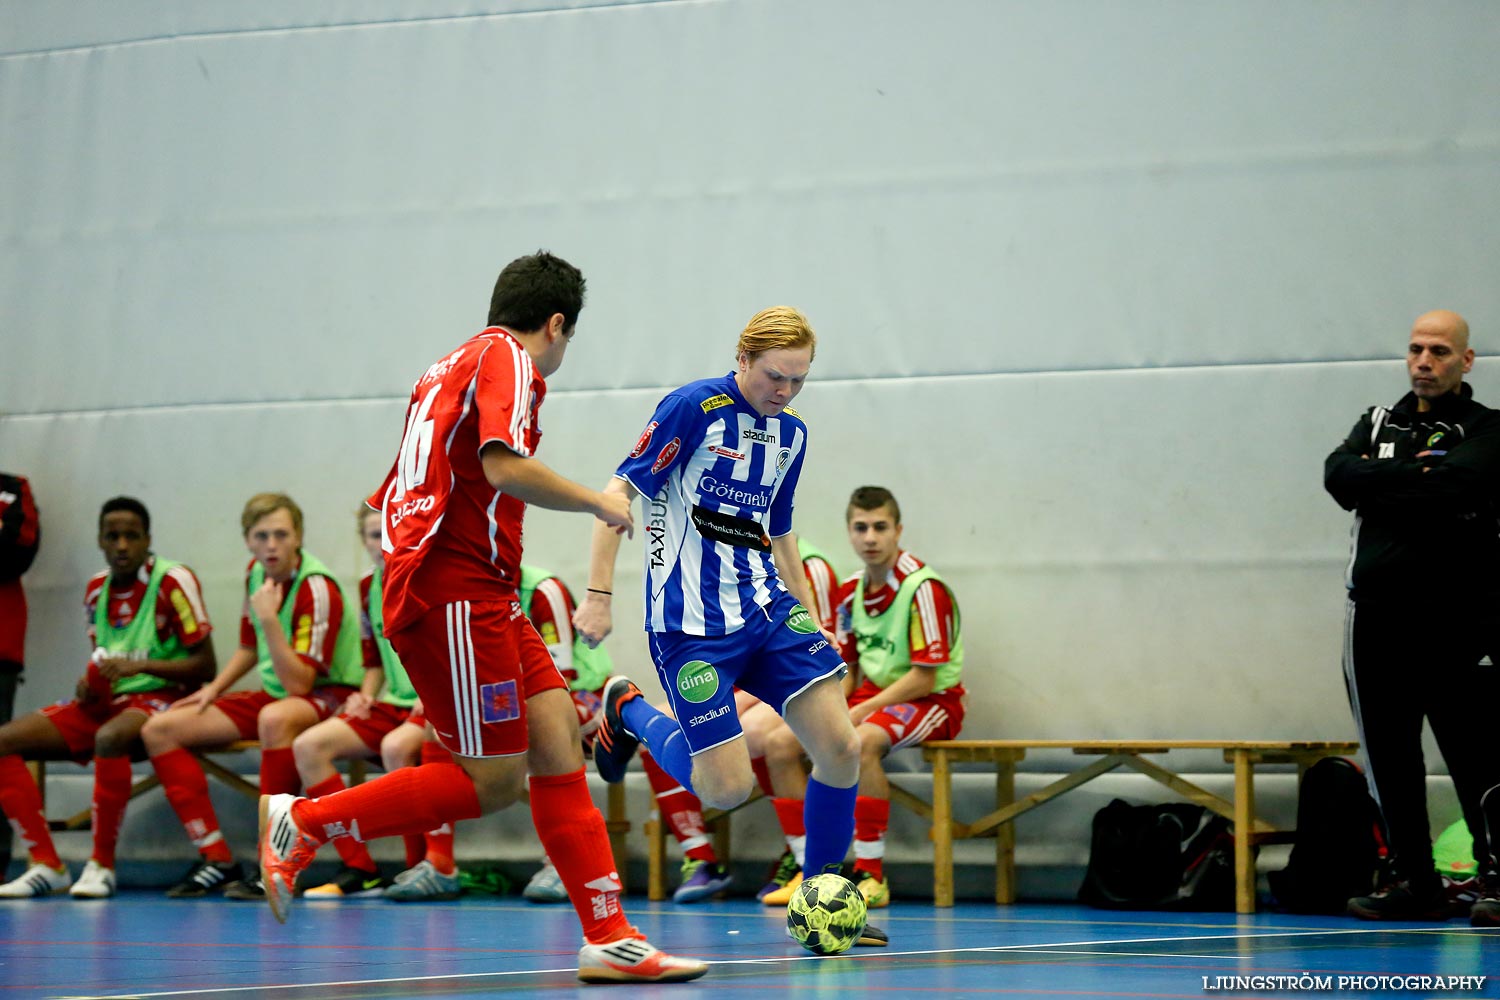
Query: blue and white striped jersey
616 372 808 637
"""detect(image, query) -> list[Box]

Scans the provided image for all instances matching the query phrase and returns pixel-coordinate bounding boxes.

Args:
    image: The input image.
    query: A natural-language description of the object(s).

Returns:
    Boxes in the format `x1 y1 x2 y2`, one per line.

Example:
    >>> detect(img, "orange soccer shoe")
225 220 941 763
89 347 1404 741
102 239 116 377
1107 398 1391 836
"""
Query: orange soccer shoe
258 793 319 924
576 937 708 984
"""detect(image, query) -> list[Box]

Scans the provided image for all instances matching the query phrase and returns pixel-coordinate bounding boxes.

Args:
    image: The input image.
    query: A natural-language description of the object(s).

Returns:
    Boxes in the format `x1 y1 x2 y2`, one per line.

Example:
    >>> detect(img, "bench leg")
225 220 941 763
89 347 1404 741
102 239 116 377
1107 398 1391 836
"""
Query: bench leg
932 750 955 907
995 758 1016 904
711 812 732 870
646 812 667 902
1232 749 1256 914
604 782 630 893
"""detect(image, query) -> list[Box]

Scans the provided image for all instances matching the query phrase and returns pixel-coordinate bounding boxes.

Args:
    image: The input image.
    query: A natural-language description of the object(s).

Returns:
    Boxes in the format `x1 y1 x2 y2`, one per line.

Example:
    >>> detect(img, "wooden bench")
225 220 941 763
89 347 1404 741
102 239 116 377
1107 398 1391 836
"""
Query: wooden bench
913 739 1360 914
645 787 764 901
34 741 364 832
32 743 633 889
643 739 1359 912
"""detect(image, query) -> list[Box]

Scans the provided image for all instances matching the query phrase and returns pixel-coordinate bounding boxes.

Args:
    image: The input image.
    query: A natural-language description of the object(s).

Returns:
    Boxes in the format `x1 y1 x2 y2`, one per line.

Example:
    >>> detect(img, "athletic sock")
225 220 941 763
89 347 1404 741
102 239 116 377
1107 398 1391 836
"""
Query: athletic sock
291 762 481 846
402 833 426 869
641 751 714 861
0 754 61 869
258 746 301 796
802 777 857 877
751 755 775 797
151 748 234 864
417 742 458 872
90 755 134 869
621 700 695 793
852 795 890 882
423 822 456 875
772 796 808 867
305 775 377 872
529 768 638 944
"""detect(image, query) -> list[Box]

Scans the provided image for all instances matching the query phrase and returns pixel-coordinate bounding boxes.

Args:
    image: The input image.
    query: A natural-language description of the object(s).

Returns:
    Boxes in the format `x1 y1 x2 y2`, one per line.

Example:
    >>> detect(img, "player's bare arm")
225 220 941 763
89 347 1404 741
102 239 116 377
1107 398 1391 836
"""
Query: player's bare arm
771 533 836 645
344 666 383 719
574 476 637 648
849 665 937 726
250 580 317 697
480 442 634 533
175 646 255 712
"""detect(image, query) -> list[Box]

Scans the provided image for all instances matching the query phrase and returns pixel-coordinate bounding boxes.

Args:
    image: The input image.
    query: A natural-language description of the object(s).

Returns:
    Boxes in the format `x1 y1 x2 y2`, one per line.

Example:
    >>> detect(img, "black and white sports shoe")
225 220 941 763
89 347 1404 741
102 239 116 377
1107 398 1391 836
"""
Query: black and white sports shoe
224 873 266 900
856 920 889 947
165 859 244 898
592 676 643 784
0 863 71 898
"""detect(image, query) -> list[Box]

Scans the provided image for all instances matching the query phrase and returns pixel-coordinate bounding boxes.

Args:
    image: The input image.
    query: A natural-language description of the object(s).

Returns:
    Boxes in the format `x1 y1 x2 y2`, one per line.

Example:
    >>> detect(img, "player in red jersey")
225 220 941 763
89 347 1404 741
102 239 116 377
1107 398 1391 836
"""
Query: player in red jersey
142 492 363 899
760 487 965 910
288 507 424 898
256 251 705 985
0 497 215 899
0 471 42 884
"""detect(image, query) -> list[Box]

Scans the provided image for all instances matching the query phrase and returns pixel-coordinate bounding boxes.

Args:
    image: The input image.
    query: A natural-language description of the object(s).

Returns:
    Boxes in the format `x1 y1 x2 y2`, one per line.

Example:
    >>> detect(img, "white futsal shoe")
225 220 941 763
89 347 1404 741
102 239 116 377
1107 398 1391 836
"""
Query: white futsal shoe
69 859 117 898
0 862 72 898
576 937 709 984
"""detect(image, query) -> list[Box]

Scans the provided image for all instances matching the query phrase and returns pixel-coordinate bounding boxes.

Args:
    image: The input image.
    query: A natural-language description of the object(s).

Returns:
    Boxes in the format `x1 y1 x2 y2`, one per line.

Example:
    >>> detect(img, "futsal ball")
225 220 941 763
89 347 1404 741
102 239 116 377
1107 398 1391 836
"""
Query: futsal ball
785 873 867 955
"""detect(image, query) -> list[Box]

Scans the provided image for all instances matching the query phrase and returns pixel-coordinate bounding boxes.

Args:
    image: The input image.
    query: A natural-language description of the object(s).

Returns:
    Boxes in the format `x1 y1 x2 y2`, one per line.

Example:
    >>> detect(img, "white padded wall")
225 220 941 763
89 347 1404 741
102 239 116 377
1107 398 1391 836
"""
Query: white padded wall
4 1 1499 758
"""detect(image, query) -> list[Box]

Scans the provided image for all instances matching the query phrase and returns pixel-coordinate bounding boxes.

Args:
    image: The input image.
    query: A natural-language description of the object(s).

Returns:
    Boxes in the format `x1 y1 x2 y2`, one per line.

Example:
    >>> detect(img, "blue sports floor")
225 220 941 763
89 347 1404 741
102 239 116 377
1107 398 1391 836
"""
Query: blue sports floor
1 894 1495 999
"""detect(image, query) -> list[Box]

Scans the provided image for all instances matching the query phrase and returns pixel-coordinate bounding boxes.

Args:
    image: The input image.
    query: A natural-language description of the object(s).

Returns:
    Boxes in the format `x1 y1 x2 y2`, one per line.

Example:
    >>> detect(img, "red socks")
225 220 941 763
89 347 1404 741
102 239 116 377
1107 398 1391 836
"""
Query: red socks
291 762 480 846
305 774 377 873
258 746 301 796
90 755 134 869
0 754 60 869
641 751 715 862
151 748 233 863
853 795 891 882
529 768 636 944
751 755 775 797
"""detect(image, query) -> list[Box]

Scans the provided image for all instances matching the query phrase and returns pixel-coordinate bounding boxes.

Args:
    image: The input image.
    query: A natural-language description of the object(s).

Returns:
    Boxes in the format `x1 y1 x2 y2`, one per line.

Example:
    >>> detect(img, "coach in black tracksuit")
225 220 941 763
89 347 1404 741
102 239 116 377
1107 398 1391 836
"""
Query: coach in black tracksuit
1325 309 1500 925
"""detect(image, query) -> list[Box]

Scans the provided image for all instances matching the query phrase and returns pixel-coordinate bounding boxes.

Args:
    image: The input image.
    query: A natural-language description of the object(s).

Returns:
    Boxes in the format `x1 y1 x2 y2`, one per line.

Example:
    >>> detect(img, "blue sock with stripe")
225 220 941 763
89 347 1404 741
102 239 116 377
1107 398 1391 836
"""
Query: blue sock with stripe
620 698 696 796
802 777 857 876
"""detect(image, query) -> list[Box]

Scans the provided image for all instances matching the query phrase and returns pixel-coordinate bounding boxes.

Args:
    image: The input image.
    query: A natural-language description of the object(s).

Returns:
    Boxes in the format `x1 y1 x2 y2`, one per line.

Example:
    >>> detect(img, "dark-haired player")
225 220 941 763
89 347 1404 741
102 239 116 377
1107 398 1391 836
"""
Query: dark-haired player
255 251 705 984
0 497 215 898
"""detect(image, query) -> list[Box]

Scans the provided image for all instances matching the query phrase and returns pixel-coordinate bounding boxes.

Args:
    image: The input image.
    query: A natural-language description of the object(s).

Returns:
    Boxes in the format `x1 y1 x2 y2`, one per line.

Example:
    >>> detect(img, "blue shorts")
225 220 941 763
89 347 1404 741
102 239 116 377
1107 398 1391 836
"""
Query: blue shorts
647 591 846 755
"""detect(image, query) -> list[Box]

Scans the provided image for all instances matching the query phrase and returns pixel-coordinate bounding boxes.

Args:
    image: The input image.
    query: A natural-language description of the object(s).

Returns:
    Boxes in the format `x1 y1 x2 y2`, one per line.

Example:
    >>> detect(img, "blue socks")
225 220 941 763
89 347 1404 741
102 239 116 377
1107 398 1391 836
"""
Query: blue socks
803 777 857 876
621 698 696 795
619 697 858 874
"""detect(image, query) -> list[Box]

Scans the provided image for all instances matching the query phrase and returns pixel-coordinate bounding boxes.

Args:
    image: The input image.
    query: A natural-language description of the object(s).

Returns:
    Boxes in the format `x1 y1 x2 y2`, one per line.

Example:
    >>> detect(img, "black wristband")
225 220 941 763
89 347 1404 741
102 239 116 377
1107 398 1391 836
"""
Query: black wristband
587 588 612 596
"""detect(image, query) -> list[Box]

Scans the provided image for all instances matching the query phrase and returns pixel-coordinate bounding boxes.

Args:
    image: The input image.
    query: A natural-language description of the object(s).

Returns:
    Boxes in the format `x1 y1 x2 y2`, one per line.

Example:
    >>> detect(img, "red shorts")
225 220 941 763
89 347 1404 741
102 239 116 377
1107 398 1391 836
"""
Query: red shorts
407 705 427 729
848 680 966 750
42 689 187 760
387 599 565 758
211 687 356 740
338 701 415 754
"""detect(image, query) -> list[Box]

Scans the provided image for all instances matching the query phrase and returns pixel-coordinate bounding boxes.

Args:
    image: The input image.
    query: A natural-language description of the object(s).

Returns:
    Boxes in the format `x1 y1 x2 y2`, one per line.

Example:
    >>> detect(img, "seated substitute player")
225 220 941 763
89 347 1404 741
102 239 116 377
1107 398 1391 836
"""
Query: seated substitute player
575 306 886 947
142 492 362 899
0 497 215 898
760 486 965 910
517 563 616 903
288 506 423 898
387 561 605 905
253 251 705 984
639 537 841 904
